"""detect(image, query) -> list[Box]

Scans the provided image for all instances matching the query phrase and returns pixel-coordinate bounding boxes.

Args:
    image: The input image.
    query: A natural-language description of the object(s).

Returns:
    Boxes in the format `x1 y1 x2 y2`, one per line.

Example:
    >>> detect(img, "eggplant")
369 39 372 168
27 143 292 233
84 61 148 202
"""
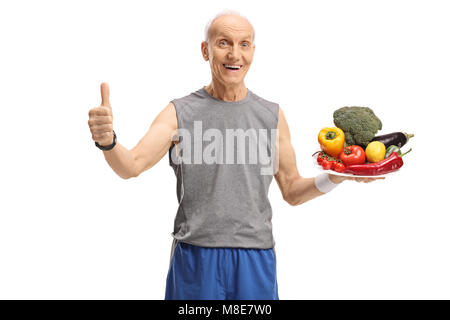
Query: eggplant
370 132 414 148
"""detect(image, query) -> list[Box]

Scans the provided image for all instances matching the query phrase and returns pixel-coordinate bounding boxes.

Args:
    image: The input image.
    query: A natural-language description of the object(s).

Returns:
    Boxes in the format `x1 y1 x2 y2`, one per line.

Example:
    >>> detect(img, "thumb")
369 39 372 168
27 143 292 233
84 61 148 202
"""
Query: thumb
100 82 111 107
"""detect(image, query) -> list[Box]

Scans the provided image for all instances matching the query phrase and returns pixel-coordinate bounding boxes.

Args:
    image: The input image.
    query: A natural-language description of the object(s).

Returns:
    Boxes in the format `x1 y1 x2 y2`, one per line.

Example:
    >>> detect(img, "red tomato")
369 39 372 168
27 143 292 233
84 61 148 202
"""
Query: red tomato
338 145 366 166
330 161 336 170
321 159 332 170
317 155 323 164
316 152 325 164
333 162 346 173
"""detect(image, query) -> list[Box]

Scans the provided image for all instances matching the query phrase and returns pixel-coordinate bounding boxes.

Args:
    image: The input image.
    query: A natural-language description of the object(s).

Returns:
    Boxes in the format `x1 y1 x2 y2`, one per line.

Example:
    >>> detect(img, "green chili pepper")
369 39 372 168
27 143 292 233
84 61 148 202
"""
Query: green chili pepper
385 145 412 159
385 145 401 158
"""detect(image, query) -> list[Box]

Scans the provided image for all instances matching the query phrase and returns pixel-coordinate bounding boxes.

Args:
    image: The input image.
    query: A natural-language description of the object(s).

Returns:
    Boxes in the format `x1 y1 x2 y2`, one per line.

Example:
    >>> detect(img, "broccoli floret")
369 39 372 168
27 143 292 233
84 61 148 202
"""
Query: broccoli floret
333 106 382 148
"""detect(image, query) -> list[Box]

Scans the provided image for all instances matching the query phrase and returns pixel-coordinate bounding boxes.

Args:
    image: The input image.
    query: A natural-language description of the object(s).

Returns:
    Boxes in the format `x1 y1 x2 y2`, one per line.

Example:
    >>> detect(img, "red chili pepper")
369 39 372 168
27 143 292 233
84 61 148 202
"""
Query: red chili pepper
343 149 411 176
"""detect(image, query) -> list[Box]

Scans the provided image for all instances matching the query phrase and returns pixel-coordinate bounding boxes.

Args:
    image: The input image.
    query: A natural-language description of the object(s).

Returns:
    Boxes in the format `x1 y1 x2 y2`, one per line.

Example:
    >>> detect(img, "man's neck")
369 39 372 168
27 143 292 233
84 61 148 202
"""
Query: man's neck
205 82 248 102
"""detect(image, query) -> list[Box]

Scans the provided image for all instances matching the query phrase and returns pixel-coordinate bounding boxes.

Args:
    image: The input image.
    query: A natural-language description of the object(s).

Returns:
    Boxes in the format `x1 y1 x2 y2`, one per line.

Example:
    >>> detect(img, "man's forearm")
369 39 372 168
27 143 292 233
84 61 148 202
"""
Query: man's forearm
102 142 137 179
286 175 342 206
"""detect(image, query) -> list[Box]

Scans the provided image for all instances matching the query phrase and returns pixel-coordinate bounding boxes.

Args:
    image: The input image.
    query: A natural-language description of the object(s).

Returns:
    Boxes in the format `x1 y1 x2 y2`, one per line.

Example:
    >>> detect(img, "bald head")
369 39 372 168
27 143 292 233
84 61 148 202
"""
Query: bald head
201 10 256 89
204 10 256 45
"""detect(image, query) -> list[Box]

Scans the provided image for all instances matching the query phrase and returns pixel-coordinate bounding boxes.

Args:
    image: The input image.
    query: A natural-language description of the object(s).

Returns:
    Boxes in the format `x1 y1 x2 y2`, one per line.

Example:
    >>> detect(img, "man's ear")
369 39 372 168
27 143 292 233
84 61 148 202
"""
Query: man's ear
201 41 209 61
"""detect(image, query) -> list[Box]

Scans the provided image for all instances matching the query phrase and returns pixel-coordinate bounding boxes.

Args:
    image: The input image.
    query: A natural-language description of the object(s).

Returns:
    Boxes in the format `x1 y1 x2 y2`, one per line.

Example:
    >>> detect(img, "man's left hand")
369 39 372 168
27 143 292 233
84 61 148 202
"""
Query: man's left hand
329 174 385 184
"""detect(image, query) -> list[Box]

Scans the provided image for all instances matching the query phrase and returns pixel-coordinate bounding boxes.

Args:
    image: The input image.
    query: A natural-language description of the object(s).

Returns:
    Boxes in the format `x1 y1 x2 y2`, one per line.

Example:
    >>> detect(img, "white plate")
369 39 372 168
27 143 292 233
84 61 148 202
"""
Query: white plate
312 153 400 178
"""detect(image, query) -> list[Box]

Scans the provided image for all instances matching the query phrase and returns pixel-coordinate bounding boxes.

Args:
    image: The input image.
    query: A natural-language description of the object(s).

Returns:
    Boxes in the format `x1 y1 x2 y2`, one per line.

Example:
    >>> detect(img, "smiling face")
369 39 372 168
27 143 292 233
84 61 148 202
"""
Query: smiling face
201 14 255 87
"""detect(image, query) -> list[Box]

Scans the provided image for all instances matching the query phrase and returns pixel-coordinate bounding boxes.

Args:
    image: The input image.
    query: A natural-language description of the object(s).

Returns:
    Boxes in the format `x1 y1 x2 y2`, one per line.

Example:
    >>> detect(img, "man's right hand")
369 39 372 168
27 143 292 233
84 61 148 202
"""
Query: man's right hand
87 81 177 178
88 82 115 147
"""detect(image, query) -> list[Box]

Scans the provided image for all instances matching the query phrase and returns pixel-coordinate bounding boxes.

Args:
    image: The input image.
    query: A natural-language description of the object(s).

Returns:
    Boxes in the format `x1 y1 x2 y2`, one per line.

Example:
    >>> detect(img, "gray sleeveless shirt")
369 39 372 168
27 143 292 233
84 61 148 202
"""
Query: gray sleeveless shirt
168 87 279 249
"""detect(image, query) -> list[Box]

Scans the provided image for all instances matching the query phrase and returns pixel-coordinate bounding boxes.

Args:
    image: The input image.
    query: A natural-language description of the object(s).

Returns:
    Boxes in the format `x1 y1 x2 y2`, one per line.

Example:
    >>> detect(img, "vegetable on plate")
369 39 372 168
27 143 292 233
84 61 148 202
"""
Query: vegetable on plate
370 132 414 148
321 158 332 170
333 106 382 148
333 162 346 173
365 141 386 163
338 145 366 166
343 148 412 176
317 127 345 157
313 151 346 173
385 145 411 158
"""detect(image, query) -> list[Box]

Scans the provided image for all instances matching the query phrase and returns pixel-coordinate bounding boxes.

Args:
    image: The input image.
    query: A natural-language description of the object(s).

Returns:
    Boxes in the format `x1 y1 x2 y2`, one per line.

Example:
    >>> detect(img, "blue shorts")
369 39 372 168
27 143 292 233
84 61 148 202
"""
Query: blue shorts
165 240 279 300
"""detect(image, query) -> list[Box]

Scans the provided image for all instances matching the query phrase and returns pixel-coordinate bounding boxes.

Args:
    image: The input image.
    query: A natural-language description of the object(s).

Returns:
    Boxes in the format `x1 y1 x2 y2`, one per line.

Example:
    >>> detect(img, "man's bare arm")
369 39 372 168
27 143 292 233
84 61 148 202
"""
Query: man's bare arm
274 107 343 206
88 83 178 179
129 102 178 177
99 102 177 179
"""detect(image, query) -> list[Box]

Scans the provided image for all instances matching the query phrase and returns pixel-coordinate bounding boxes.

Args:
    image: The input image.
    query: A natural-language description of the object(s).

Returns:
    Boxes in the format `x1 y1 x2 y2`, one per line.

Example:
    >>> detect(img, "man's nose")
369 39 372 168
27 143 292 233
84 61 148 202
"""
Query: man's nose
227 45 240 61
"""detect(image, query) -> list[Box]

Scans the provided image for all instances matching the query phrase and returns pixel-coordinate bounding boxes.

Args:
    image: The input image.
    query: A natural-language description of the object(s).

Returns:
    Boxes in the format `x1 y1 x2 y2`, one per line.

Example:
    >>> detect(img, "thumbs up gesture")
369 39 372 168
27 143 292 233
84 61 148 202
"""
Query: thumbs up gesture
88 83 115 147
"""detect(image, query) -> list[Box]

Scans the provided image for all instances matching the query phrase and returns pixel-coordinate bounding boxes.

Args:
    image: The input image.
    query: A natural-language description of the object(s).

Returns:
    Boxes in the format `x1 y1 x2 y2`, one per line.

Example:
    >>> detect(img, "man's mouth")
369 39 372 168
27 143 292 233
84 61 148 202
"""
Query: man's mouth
223 64 243 71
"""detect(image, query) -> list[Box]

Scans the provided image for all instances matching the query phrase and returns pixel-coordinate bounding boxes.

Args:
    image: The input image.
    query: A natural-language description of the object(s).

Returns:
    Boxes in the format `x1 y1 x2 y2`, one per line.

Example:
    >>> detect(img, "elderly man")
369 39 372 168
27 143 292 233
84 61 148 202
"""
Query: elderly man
88 10 381 300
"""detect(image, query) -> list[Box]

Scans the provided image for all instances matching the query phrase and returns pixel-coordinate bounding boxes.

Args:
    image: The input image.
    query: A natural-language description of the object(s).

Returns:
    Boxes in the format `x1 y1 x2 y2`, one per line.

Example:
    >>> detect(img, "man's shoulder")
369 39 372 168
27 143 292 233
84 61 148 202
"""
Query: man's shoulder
171 87 205 105
249 89 278 106
249 89 279 117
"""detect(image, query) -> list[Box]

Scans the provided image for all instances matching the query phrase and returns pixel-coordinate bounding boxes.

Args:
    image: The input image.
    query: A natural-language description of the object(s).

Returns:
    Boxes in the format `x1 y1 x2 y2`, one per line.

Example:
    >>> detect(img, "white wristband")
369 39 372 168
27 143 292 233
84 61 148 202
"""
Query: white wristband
314 173 338 193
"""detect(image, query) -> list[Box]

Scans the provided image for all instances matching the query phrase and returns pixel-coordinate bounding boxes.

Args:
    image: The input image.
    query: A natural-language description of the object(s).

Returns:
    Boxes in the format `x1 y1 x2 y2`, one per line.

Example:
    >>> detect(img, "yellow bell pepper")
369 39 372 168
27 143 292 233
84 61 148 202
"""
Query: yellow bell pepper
318 127 345 157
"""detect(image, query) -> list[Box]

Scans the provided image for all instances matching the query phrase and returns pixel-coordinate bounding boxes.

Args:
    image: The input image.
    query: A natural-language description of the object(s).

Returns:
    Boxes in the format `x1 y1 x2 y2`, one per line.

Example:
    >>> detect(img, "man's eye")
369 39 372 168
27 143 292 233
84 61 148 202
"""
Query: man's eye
242 42 249 47
219 40 227 46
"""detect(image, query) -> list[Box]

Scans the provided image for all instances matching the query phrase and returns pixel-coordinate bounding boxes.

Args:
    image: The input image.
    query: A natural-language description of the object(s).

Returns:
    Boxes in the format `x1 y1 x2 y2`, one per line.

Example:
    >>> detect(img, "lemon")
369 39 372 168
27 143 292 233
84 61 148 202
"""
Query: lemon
365 141 386 162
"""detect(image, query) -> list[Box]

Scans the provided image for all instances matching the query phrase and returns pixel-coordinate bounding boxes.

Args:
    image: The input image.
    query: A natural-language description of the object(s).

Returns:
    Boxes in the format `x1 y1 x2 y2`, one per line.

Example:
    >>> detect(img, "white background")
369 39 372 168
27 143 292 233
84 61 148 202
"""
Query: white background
0 0 448 299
